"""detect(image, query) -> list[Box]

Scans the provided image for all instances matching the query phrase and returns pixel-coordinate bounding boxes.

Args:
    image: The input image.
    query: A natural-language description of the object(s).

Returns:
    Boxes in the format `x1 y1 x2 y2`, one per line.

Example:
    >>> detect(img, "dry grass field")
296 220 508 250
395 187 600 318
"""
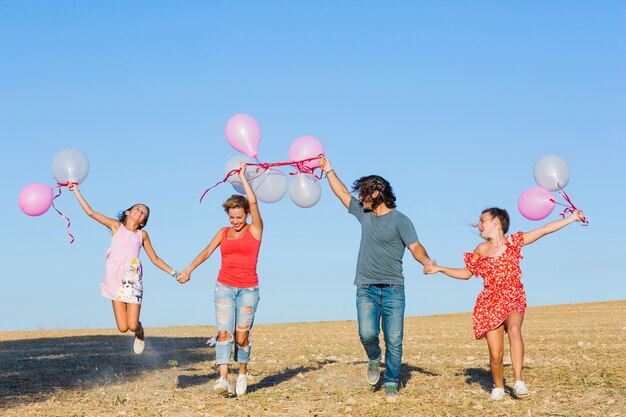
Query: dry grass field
1 300 624 417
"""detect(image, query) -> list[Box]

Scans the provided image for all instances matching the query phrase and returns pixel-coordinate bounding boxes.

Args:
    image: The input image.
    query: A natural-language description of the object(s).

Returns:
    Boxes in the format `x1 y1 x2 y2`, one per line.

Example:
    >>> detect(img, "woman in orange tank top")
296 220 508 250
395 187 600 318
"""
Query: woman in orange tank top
178 163 263 397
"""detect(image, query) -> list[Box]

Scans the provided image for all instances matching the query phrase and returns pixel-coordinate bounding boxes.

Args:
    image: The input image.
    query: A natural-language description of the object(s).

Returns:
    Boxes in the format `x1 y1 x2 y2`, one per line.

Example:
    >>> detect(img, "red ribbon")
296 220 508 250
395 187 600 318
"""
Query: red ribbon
52 183 75 244
199 154 324 204
549 188 588 226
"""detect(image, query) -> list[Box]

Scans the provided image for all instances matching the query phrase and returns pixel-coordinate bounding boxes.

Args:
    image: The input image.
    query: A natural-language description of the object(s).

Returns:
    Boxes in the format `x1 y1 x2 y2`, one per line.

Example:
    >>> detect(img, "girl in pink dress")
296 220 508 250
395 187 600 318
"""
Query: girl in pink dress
425 207 585 400
69 184 179 354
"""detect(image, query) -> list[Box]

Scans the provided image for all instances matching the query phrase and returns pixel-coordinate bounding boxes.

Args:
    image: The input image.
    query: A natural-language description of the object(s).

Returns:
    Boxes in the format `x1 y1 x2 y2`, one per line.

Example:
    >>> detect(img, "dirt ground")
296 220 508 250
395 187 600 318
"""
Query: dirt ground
1 300 624 417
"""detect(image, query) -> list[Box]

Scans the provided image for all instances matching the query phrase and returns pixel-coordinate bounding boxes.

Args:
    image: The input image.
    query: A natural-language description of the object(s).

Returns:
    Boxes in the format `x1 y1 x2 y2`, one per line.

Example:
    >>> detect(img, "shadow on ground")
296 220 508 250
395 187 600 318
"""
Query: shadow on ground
463 367 496 392
177 360 338 394
0 334 210 407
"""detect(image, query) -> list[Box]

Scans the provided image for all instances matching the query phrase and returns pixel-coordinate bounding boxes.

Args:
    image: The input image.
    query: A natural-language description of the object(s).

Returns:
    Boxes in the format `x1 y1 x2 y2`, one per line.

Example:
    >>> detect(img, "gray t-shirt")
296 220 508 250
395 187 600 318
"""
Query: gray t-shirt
348 197 419 285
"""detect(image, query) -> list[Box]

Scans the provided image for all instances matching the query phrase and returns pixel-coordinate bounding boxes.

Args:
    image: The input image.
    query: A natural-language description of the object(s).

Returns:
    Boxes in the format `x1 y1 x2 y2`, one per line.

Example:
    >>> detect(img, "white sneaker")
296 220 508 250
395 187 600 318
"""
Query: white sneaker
235 373 248 396
213 377 230 397
133 327 145 355
513 380 529 396
490 387 505 400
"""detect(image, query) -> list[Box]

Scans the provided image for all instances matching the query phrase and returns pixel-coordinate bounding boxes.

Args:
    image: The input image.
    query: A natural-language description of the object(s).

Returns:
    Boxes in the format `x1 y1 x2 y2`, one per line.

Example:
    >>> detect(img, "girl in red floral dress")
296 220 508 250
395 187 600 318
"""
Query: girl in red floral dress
425 207 585 400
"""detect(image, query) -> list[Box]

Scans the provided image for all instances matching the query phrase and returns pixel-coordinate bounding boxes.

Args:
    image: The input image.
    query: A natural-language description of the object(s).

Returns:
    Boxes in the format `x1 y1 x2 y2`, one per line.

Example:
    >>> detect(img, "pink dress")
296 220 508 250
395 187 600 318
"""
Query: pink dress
464 231 527 340
100 224 144 304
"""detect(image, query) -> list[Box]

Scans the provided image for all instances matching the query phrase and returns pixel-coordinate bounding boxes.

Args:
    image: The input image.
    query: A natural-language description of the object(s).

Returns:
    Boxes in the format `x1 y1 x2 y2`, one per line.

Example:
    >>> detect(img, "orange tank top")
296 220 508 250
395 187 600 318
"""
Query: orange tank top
217 226 261 288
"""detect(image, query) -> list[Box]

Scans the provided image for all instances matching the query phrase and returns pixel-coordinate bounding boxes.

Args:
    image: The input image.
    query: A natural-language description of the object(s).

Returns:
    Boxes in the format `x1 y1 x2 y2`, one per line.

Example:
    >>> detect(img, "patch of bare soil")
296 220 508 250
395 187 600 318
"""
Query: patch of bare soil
1 300 624 416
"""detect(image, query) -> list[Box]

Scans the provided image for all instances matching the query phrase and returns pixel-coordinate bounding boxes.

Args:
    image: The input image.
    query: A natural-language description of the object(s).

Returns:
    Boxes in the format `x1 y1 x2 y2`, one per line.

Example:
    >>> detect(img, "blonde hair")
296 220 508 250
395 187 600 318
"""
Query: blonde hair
222 194 250 213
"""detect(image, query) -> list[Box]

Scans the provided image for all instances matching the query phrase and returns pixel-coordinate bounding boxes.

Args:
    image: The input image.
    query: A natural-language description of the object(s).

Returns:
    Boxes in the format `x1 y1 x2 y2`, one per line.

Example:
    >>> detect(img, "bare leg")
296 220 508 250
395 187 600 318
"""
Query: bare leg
217 330 231 379
112 301 129 333
485 324 505 388
235 330 250 375
125 303 142 335
504 312 525 381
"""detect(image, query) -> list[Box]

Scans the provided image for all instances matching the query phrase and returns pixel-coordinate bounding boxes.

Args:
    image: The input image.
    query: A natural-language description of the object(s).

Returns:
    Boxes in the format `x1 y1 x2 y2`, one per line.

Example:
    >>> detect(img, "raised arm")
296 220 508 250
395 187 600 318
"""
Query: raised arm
68 184 119 230
319 156 352 209
141 230 178 278
240 163 263 239
177 228 224 283
522 209 585 246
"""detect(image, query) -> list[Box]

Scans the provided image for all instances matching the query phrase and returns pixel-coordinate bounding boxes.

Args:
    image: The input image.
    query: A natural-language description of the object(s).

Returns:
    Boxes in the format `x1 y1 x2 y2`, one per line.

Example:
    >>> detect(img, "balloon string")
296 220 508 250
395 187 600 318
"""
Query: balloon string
199 154 324 204
51 183 75 244
550 189 588 226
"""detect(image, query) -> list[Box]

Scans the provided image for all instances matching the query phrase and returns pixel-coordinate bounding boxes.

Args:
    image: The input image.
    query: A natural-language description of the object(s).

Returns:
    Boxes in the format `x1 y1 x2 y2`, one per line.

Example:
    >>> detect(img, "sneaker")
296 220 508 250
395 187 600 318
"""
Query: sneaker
490 387 505 400
366 362 380 385
133 327 145 355
235 373 248 396
513 380 529 396
213 377 231 397
384 385 399 401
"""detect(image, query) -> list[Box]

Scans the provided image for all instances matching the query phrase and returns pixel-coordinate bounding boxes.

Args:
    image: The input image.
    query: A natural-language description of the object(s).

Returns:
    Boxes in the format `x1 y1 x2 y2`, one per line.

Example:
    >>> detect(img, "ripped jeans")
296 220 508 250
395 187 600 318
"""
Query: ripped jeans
214 282 260 365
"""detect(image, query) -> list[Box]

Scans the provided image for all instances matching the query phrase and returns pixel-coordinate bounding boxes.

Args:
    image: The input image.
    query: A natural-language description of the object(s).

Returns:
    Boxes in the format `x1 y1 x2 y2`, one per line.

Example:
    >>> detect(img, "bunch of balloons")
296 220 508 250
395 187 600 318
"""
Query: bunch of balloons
18 148 89 242
214 114 324 208
518 154 586 224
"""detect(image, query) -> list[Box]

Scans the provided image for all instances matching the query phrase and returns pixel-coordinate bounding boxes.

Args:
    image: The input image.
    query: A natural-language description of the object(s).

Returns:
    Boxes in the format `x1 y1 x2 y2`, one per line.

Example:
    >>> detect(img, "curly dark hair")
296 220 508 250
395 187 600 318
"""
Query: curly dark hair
117 204 150 230
351 175 397 210
223 194 250 214
482 207 510 234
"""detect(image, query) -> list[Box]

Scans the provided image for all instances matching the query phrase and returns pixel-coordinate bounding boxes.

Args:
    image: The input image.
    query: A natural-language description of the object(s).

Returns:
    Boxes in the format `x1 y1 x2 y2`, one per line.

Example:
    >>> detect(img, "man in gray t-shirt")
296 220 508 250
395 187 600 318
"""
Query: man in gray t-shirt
320 156 434 398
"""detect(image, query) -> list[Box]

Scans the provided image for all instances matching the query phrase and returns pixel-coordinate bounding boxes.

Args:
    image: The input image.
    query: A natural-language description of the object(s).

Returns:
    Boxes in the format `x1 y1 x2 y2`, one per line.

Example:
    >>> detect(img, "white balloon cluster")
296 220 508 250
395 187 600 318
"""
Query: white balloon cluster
223 114 325 208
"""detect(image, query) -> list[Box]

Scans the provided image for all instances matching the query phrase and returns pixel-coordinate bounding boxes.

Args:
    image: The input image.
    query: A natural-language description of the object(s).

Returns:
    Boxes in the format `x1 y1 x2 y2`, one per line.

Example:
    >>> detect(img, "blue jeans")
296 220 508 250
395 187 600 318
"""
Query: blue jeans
356 284 405 388
214 283 260 365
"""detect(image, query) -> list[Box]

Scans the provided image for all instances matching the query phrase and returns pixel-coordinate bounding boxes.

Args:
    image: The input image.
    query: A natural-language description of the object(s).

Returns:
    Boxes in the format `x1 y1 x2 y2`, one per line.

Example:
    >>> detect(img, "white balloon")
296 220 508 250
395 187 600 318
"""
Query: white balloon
289 173 321 208
533 154 570 191
52 148 89 184
224 155 256 194
252 168 288 203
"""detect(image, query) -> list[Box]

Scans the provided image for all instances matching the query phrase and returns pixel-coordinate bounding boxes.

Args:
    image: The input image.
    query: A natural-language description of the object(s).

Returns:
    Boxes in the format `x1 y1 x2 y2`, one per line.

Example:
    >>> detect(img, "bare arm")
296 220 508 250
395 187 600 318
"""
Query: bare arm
68 184 119 230
319 156 352 209
177 228 224 283
426 264 473 280
141 230 177 277
407 241 433 267
240 163 263 239
522 209 585 246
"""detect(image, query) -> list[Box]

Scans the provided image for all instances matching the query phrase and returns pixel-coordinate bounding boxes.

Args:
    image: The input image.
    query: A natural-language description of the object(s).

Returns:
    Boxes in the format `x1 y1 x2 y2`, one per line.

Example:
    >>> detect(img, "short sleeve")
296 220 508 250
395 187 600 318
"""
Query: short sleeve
398 215 419 247
348 197 363 222
508 231 524 251
464 252 482 277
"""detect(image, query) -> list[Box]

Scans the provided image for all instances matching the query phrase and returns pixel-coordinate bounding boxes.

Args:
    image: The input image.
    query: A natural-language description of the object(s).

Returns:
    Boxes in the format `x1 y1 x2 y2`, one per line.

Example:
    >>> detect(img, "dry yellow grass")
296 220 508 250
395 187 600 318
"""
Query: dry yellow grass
1 300 624 417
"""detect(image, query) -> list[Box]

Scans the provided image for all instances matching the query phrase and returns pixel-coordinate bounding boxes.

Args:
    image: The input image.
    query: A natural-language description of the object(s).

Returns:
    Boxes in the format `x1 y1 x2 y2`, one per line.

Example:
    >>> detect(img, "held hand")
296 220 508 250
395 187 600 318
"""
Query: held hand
68 182 78 192
423 261 440 275
177 269 191 284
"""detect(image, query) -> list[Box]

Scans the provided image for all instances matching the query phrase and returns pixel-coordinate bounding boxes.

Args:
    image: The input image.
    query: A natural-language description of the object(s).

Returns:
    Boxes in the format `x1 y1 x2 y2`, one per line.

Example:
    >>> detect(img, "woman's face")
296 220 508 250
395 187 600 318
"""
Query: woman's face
228 207 248 231
478 213 499 238
127 205 148 225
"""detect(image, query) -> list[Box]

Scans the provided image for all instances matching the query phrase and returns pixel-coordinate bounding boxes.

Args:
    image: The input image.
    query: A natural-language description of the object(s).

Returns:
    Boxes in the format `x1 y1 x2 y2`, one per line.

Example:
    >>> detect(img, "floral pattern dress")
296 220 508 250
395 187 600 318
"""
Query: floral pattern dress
464 231 527 339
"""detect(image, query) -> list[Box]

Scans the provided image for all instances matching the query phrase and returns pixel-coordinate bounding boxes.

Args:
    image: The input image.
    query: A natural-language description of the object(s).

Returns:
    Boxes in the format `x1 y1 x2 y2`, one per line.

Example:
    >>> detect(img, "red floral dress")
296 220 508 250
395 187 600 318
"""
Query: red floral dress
464 231 527 340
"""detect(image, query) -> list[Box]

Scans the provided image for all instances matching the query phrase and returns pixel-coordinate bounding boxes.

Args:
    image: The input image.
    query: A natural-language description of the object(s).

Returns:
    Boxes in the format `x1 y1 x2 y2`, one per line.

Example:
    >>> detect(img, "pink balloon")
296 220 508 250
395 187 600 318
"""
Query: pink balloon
518 187 556 221
18 183 53 216
288 136 324 170
225 114 261 158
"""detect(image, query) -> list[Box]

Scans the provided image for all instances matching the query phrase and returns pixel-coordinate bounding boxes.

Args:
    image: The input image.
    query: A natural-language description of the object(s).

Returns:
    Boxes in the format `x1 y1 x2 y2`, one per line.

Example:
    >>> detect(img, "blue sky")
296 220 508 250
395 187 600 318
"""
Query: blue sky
2 1 624 331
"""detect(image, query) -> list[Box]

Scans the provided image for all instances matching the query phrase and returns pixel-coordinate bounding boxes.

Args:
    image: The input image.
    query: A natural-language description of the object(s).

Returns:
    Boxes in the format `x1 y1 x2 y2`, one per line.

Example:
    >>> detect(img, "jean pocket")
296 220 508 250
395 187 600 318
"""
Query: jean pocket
391 285 405 293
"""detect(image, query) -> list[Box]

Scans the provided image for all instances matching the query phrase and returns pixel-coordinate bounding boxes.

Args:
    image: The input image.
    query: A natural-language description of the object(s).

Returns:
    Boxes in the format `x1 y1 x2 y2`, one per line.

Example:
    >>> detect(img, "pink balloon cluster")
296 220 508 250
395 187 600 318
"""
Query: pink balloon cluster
18 148 89 217
223 114 325 208
518 155 571 221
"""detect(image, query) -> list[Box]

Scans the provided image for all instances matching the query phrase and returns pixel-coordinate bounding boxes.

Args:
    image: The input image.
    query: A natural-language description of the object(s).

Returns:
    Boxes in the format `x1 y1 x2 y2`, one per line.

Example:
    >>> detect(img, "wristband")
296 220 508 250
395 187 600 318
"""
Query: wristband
325 169 334 177
170 270 179 277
